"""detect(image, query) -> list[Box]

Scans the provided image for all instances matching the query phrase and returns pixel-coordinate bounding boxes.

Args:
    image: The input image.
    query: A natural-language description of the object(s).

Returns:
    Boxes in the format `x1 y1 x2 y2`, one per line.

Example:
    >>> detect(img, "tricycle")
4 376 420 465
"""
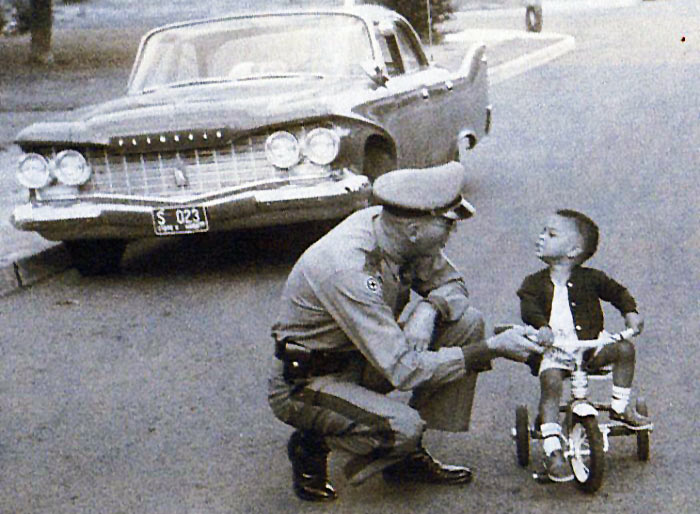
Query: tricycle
510 328 652 493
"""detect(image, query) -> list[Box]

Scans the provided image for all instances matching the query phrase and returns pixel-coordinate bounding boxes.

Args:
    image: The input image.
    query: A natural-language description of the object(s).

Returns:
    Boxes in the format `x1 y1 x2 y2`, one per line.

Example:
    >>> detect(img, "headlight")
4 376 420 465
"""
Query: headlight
265 131 300 169
304 128 340 166
53 150 92 186
17 153 51 189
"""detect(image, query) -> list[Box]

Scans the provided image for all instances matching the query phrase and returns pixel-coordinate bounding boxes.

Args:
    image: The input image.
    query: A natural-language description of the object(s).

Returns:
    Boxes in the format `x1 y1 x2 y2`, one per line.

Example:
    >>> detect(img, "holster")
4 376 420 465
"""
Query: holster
275 339 352 381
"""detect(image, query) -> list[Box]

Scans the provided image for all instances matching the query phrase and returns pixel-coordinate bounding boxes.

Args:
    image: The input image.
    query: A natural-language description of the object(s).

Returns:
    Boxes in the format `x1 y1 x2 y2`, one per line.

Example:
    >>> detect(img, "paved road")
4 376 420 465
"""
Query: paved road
1 1 698 513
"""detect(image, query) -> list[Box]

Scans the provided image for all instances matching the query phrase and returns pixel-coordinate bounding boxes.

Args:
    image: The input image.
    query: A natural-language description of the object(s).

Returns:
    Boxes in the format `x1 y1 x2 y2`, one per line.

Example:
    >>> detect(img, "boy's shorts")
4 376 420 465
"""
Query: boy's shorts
538 332 613 376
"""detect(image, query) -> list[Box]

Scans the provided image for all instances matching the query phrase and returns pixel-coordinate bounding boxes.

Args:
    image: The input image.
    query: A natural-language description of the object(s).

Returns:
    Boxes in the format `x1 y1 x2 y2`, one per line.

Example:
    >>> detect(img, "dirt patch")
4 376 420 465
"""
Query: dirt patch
1 27 143 114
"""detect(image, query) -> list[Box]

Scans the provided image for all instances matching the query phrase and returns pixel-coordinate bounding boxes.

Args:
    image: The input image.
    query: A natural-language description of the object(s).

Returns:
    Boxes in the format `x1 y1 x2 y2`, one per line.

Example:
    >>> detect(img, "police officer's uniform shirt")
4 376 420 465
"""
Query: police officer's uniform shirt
272 207 470 392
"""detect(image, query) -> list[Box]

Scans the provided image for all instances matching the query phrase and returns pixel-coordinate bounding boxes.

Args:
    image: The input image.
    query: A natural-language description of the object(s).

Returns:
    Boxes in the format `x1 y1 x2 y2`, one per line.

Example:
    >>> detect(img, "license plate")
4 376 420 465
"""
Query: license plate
152 206 209 236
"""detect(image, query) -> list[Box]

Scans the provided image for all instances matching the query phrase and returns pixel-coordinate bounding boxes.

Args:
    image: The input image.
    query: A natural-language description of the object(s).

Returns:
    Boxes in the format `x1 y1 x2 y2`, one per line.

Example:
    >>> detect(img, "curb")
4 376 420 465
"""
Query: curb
0 243 69 297
489 33 576 84
541 0 643 11
445 29 577 85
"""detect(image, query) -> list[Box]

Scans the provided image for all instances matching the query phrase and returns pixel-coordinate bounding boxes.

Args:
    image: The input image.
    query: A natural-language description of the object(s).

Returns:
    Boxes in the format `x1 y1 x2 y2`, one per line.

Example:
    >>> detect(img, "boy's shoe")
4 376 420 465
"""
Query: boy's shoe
544 450 574 482
610 405 653 430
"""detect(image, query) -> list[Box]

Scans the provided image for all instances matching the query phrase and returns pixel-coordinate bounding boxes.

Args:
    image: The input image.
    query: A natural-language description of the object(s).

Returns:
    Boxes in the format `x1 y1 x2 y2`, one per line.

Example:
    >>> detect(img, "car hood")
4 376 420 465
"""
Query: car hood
16 77 370 146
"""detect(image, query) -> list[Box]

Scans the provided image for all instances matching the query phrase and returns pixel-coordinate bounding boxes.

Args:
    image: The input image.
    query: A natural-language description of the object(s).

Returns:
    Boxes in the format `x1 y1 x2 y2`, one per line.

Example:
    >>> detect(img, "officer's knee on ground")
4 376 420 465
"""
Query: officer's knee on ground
390 408 426 453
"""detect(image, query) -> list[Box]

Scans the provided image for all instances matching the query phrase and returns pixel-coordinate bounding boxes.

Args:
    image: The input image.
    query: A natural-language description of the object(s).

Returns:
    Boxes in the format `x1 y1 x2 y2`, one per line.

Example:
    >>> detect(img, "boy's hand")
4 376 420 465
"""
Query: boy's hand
625 312 644 335
486 325 544 362
537 325 554 347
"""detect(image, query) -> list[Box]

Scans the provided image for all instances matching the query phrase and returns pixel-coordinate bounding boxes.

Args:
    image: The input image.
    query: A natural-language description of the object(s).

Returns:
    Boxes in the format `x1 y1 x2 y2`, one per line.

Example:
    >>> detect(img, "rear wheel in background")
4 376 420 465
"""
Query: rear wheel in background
526 6 543 33
64 239 127 276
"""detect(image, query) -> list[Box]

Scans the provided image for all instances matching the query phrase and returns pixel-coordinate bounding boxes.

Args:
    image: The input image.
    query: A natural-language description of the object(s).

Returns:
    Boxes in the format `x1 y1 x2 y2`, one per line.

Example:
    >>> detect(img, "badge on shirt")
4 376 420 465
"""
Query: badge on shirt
366 276 381 294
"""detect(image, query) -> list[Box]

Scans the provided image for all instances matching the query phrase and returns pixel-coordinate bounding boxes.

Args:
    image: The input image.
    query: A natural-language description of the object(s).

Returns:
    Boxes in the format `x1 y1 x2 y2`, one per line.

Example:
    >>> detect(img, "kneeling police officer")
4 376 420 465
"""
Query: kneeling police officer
268 162 542 501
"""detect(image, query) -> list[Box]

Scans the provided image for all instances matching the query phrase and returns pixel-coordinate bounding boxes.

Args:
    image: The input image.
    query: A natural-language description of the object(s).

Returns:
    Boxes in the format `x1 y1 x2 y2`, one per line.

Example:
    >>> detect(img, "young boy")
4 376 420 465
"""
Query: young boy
517 209 650 482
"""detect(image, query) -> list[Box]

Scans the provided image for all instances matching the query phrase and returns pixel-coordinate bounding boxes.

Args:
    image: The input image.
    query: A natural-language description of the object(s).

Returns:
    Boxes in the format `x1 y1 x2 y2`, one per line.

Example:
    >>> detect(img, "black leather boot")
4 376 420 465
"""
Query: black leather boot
287 430 337 502
383 446 473 485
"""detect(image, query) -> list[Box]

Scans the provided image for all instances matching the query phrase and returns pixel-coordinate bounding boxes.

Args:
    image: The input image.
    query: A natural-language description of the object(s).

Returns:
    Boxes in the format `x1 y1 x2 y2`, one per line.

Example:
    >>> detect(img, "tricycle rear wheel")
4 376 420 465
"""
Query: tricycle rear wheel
515 405 530 467
636 397 650 461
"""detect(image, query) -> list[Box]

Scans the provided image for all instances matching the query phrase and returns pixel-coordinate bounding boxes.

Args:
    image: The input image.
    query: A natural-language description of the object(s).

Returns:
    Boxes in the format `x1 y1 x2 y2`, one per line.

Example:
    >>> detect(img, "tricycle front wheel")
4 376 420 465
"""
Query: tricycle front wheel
569 415 605 493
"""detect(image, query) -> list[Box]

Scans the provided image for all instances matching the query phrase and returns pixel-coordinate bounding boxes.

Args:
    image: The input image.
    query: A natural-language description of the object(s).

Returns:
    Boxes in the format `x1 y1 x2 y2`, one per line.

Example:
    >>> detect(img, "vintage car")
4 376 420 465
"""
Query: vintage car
11 5 491 274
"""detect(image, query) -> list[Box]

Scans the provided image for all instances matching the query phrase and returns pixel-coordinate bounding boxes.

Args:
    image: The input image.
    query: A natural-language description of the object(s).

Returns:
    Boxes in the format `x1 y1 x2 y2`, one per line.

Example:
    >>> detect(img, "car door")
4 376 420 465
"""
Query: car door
425 35 490 163
368 20 445 168
392 20 462 165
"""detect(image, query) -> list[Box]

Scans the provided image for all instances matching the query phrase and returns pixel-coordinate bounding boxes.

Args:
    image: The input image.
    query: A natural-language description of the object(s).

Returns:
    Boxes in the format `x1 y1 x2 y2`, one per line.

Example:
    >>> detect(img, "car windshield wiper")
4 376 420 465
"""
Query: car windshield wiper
233 72 325 81
139 74 324 94
141 78 234 94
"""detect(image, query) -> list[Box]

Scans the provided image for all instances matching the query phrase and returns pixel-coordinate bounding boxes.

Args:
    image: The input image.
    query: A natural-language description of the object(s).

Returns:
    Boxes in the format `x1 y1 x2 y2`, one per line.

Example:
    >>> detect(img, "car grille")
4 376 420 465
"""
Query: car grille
80 133 288 198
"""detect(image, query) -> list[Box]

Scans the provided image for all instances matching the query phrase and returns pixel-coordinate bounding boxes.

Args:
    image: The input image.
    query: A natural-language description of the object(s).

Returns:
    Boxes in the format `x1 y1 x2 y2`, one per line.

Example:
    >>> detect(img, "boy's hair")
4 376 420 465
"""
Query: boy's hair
557 209 599 262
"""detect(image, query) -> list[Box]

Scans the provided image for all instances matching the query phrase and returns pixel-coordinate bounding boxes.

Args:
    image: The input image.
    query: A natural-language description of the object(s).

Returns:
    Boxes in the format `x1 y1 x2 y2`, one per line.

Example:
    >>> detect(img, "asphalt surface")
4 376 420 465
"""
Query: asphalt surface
0 0 600 296
1 1 698 513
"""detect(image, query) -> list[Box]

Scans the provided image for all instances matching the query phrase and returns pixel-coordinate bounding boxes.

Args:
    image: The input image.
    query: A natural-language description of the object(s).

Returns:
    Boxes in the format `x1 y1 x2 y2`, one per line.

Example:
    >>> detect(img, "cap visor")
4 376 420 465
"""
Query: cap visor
442 198 475 221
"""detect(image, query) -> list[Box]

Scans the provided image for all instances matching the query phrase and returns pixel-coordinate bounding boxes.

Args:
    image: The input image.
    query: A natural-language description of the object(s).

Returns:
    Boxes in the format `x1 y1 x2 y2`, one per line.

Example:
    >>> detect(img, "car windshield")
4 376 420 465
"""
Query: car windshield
129 13 374 93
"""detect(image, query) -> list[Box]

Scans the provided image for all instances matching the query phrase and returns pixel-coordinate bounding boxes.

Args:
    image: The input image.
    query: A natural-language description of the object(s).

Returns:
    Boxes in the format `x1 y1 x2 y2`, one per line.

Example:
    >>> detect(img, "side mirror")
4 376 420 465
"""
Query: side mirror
376 21 394 37
361 60 389 87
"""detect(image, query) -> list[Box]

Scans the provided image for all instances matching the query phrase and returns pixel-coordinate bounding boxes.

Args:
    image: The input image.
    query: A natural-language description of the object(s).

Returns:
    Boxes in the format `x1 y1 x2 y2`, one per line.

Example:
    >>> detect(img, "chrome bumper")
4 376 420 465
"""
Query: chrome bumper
11 173 371 241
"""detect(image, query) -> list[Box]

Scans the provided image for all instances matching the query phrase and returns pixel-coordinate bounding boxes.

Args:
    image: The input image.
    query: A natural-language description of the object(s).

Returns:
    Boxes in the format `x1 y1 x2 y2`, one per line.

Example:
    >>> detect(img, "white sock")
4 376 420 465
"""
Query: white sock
541 423 562 455
611 385 631 414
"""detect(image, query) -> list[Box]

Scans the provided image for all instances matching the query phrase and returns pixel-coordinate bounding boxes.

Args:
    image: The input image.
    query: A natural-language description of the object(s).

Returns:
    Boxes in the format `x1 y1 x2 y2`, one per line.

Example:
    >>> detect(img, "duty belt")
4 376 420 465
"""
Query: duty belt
275 339 353 381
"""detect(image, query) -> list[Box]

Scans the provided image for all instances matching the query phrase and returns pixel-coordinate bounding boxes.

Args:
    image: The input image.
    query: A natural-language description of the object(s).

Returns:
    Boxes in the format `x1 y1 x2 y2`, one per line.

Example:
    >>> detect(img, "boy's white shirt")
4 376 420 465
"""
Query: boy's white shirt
549 278 579 345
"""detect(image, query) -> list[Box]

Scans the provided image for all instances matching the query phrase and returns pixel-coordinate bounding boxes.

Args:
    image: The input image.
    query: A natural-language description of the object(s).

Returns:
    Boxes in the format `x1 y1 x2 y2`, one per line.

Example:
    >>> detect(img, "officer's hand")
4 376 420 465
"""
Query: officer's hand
625 312 644 335
486 325 544 363
537 326 554 347
403 301 438 352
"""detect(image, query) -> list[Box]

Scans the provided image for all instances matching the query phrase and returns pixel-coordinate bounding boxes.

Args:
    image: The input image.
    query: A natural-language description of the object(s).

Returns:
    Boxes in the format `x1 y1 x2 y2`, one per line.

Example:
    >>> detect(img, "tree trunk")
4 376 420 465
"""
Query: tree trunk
29 0 53 65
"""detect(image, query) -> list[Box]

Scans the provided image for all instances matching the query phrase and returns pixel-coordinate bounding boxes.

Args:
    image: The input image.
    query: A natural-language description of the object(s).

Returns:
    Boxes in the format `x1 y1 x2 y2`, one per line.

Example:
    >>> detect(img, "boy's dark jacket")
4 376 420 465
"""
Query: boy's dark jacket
517 266 638 341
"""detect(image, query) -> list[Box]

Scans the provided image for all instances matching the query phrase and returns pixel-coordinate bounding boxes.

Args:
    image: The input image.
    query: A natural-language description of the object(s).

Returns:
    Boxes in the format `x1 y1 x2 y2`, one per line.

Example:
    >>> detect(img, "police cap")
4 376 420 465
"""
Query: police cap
372 161 475 220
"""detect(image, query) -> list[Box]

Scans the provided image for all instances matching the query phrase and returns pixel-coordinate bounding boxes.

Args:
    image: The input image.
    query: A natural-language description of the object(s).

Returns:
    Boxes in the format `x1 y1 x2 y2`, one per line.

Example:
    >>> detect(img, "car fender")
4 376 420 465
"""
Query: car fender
457 42 487 83
335 119 397 175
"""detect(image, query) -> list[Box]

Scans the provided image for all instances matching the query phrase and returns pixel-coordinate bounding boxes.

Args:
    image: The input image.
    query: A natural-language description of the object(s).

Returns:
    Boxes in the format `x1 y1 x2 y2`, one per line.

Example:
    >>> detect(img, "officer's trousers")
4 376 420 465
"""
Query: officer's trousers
268 307 486 484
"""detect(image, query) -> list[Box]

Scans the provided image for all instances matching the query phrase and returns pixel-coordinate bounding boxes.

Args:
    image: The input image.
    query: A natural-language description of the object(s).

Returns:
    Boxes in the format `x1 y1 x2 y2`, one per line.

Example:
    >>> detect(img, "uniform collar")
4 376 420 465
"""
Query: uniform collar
373 214 409 278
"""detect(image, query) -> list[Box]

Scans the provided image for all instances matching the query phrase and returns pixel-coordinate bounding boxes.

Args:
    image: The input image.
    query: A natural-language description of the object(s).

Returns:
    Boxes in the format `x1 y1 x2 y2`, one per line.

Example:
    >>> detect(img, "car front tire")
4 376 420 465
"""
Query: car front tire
363 146 396 183
64 239 127 276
